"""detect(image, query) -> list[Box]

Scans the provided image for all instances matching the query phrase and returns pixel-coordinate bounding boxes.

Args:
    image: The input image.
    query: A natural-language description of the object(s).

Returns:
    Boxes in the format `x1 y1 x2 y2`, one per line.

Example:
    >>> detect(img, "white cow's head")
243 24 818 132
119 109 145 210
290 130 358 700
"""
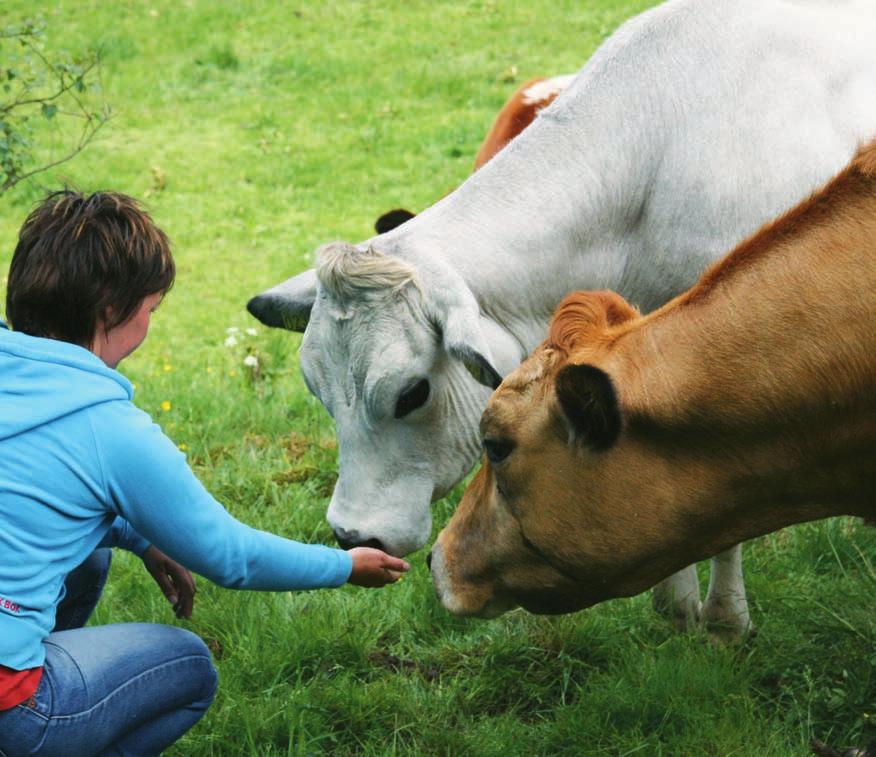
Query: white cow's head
247 242 504 556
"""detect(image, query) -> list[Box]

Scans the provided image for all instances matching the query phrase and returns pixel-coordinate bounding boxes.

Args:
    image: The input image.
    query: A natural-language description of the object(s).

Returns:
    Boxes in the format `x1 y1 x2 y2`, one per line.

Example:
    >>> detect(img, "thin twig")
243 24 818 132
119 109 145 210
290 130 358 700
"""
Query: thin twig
0 112 109 193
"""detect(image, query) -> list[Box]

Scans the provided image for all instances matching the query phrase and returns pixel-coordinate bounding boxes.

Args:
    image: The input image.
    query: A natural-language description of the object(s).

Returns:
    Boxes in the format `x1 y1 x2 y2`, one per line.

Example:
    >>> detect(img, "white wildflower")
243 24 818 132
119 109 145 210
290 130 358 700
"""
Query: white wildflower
226 326 241 335
243 354 259 368
245 327 258 336
224 335 238 348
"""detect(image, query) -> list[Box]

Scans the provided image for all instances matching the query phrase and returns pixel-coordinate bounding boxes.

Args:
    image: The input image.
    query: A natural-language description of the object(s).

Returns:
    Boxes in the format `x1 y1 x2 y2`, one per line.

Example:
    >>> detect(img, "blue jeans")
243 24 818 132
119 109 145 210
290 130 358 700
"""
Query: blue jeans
0 550 217 756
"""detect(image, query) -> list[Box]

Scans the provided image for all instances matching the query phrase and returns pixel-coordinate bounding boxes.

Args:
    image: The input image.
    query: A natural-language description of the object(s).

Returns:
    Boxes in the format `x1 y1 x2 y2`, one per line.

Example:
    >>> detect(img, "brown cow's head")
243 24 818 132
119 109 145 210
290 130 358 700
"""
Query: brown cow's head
431 290 675 617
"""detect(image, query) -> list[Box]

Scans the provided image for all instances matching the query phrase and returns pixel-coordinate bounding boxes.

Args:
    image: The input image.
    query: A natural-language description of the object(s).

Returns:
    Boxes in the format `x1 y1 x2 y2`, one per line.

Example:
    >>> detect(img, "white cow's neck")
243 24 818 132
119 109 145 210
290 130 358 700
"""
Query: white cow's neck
379 77 658 355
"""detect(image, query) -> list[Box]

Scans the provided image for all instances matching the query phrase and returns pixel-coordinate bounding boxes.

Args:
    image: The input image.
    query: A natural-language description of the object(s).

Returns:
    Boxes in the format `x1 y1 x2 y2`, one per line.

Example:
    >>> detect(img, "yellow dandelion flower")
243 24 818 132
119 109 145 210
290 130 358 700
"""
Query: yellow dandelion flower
163 364 172 372
160 400 172 412
177 443 188 451
206 366 213 374
229 370 237 377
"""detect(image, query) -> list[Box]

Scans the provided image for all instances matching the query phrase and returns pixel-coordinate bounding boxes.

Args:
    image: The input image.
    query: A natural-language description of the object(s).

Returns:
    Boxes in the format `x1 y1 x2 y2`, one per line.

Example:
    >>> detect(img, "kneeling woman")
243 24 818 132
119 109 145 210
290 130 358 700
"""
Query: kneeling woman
0 191 409 755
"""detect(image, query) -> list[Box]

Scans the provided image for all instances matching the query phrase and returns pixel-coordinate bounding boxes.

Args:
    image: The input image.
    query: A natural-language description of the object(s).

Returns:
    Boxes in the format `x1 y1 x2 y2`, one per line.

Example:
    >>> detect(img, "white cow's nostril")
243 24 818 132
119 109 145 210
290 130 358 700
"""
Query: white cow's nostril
332 527 360 550
333 527 385 552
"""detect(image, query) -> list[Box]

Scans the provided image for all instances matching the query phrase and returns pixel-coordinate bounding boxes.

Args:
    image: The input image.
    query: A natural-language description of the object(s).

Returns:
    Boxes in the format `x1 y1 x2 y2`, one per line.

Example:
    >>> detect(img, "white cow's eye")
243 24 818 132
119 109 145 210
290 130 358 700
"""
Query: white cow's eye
394 378 430 419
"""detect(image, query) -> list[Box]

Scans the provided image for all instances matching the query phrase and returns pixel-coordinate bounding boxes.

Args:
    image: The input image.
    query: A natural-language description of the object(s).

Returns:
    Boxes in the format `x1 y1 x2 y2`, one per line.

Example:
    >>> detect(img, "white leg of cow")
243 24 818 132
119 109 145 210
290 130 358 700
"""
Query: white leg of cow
701 544 751 643
651 565 701 631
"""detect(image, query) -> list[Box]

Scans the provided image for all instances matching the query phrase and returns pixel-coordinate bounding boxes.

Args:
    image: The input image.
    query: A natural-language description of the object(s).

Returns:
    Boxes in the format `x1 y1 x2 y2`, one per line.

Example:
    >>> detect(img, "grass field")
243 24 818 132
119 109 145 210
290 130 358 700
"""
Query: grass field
2 1 874 754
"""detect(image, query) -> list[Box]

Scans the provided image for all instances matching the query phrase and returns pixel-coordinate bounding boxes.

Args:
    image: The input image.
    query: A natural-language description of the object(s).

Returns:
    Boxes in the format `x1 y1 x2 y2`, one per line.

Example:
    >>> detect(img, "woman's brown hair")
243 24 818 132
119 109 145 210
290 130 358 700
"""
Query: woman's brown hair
5 190 175 347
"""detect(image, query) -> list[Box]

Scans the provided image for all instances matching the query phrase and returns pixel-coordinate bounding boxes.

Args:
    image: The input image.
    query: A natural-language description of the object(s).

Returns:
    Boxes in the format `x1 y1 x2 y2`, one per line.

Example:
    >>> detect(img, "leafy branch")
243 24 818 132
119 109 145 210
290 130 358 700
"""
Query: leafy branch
0 19 110 194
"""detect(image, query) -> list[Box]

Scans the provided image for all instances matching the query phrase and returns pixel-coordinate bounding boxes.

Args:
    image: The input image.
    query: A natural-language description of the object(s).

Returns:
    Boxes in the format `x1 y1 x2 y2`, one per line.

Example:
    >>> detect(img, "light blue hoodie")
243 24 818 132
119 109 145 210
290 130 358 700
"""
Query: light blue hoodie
0 322 352 670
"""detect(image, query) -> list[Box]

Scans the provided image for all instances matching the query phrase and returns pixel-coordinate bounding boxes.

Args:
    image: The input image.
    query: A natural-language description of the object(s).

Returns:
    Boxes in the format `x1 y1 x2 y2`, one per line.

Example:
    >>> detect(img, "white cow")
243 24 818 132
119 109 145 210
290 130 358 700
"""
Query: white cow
248 0 876 638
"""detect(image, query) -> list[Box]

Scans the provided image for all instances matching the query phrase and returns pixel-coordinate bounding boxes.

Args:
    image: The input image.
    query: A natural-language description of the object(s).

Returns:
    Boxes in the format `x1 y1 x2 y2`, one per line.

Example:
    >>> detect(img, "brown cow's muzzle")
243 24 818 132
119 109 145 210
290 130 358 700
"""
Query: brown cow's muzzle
428 541 516 618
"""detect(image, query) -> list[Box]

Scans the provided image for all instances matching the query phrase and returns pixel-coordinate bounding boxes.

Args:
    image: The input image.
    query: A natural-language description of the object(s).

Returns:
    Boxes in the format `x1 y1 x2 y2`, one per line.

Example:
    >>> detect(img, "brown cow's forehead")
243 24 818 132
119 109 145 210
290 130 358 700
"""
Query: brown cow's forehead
501 344 568 392
479 346 567 437
480 390 543 445
479 402 511 439
504 349 549 390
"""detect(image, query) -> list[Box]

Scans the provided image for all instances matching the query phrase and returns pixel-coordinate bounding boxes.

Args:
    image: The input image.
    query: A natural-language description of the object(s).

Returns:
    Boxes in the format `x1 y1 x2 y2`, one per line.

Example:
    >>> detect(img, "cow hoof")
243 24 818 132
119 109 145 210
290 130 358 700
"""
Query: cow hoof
811 737 876 757
652 592 702 631
701 597 753 645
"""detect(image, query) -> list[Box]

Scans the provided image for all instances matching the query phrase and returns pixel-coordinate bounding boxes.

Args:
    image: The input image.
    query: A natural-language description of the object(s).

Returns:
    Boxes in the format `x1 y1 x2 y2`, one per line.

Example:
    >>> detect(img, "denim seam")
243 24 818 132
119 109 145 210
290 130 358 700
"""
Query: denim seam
33 670 53 752
40 653 213 723
43 637 88 701
10 702 48 722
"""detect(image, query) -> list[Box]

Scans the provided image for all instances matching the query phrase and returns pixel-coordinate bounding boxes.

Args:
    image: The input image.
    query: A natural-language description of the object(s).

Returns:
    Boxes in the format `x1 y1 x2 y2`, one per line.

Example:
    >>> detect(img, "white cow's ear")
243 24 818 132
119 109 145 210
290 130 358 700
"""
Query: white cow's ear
246 269 317 332
554 363 621 450
442 308 504 390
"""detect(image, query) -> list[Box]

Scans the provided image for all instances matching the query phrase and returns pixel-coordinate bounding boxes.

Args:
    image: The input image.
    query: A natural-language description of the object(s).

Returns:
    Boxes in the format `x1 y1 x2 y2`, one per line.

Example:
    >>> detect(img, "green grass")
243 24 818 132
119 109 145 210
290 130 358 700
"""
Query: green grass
2 1 874 754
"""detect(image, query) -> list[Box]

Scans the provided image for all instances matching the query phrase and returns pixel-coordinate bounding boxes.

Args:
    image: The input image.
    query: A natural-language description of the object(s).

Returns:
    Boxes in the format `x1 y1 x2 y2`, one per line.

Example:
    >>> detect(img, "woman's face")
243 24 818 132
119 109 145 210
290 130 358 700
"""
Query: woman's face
92 292 163 368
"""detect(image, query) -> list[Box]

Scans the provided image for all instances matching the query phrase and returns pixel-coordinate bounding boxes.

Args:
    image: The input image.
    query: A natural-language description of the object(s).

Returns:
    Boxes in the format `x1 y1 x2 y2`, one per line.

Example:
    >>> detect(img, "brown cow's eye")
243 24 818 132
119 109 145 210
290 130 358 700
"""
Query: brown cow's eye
483 437 514 465
394 379 430 418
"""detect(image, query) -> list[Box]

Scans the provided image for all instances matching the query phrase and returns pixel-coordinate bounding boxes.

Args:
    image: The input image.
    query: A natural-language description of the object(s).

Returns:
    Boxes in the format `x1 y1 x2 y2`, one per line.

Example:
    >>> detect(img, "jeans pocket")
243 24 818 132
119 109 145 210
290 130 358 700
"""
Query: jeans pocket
22 670 53 720
0 676 52 755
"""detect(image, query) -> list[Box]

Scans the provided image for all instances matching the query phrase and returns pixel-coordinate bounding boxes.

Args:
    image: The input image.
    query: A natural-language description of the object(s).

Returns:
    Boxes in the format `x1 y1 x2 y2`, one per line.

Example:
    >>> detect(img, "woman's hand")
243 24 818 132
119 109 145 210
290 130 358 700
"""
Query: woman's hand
142 545 197 619
347 547 411 588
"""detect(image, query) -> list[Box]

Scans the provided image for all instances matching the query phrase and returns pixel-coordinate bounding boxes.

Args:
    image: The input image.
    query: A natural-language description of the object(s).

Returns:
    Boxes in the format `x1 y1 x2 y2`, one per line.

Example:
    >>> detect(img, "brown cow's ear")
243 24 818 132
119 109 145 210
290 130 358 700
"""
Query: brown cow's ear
555 363 621 451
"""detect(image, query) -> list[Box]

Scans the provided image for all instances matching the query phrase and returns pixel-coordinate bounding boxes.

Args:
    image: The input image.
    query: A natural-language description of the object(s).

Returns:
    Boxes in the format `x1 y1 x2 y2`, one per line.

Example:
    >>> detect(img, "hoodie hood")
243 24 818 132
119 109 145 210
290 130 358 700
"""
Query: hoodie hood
0 321 133 441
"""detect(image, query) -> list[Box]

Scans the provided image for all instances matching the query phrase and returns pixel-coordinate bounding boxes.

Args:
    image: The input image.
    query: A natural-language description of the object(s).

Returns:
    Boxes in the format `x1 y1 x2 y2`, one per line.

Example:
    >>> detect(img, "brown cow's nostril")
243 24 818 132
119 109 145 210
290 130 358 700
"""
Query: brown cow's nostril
426 551 433 570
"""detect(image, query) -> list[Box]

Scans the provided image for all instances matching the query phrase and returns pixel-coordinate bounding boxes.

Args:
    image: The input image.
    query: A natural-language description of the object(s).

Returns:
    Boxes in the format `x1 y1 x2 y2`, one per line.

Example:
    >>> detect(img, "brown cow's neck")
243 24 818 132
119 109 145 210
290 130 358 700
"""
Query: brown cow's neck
604 150 876 558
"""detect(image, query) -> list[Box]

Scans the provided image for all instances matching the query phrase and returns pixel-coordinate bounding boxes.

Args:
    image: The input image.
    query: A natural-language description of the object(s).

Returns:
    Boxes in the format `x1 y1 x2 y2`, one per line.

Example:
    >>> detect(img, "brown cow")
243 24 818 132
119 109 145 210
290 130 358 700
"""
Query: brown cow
374 75 574 234
430 141 876 622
